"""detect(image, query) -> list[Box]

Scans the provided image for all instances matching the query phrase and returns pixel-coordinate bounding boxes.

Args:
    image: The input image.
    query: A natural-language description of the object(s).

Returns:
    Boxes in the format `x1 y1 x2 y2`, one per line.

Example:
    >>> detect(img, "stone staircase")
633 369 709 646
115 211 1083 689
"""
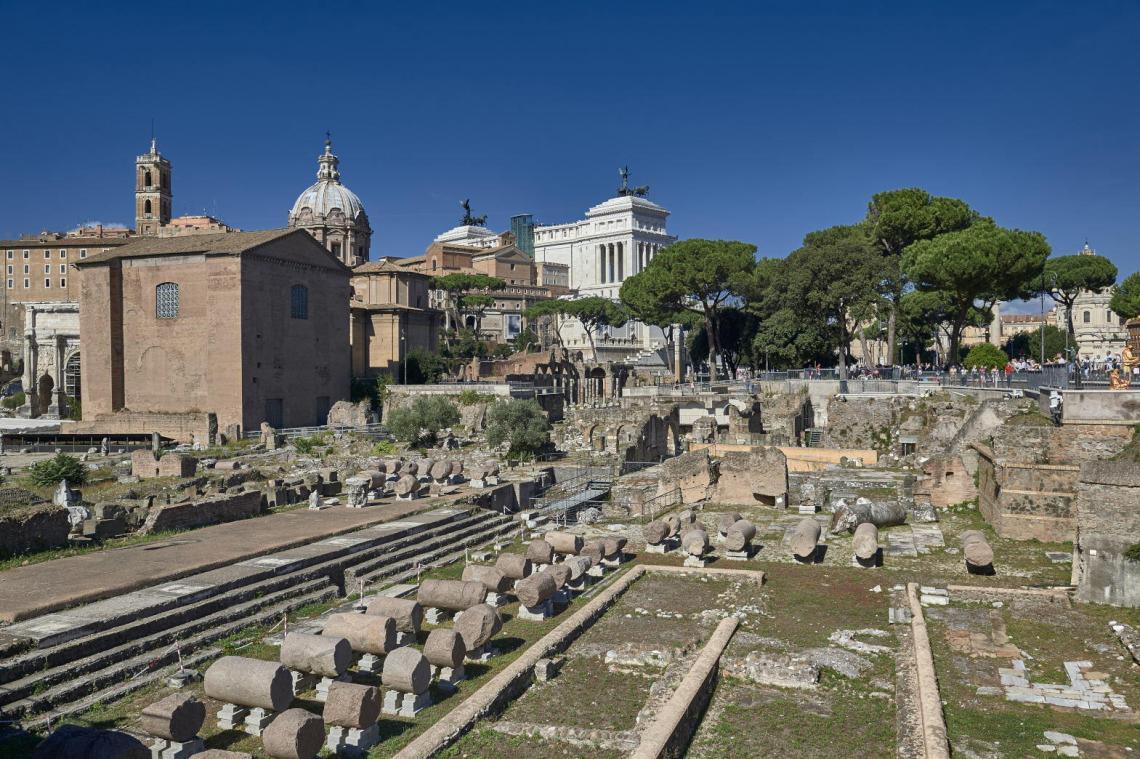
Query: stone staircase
0 505 518 727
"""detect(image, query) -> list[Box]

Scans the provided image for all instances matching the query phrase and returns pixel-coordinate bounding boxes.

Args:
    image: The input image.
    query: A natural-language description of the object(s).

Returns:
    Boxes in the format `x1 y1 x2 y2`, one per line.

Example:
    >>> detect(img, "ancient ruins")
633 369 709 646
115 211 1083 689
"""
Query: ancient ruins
0 374 1136 759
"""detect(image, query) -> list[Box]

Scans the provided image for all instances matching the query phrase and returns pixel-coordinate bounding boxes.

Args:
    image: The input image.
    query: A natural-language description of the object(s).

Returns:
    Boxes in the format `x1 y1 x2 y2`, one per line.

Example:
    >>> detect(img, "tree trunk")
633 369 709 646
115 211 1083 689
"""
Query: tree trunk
705 312 721 383
886 300 898 367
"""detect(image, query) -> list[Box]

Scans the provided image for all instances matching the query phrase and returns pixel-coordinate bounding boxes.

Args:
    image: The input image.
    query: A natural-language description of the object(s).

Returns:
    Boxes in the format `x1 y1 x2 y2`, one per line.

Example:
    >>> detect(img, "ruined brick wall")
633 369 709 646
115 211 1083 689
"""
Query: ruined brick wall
140 490 263 534
712 447 788 507
917 454 978 508
989 421 1131 465
131 450 198 479
656 449 716 503
1073 461 1140 607
973 443 1080 542
0 507 70 556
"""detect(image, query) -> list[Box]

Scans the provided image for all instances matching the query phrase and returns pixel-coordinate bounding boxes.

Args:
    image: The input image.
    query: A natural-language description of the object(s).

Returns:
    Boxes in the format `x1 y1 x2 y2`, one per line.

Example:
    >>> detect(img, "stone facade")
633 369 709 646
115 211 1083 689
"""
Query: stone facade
131 450 198 480
975 443 1080 542
1072 460 1140 607
916 454 977 508
76 229 351 436
712 447 789 507
17 302 79 418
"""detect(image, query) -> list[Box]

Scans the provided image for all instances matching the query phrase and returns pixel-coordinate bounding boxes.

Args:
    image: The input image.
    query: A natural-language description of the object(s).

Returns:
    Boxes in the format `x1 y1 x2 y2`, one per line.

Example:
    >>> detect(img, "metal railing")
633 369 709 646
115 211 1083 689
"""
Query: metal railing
242 423 389 441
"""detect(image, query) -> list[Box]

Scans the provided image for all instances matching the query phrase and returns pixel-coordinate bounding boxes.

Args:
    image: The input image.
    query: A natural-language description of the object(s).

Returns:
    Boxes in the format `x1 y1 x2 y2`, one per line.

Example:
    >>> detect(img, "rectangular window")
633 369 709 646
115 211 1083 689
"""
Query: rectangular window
60 250 67 259
23 278 29 288
23 265 28 274
6 280 11 289
60 279 66 288
43 265 50 274
80 251 87 258
5 251 11 259
156 282 180 319
44 279 50 288
22 250 29 259
44 251 50 259
5 265 10 275
59 264 65 273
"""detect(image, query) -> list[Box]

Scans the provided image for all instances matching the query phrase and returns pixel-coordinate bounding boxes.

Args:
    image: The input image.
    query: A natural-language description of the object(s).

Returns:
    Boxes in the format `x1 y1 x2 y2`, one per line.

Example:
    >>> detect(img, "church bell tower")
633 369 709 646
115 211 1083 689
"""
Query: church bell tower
135 138 172 236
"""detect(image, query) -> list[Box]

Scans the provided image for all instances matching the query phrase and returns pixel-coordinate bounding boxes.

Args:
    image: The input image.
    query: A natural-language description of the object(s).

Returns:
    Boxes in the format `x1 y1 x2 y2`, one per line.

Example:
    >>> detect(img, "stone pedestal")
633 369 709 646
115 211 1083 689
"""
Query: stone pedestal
724 548 752 561
315 674 349 702
425 607 451 625
291 670 318 696
601 556 623 569
566 577 589 594
586 565 606 579
518 598 554 622
465 645 493 663
327 723 380 757
397 493 417 501
357 653 382 674
683 555 708 568
216 703 248 731
645 543 669 554
243 707 274 736
432 663 465 694
383 689 432 717
485 591 508 607
149 737 206 759
395 631 414 647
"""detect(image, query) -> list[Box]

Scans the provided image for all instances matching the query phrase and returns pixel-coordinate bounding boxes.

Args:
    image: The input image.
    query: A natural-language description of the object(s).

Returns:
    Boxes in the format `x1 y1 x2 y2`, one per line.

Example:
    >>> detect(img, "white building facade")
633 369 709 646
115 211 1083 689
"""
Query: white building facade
533 191 677 363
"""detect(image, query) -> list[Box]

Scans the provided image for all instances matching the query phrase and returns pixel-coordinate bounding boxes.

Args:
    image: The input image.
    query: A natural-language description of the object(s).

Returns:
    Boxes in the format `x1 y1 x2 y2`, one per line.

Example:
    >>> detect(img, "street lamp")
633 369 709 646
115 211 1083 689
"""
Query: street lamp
400 332 407 385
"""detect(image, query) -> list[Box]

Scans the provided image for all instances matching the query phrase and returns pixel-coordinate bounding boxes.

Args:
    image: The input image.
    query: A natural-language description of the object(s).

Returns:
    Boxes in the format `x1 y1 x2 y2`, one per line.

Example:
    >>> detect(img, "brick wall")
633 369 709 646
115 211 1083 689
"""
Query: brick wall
974 443 1080 542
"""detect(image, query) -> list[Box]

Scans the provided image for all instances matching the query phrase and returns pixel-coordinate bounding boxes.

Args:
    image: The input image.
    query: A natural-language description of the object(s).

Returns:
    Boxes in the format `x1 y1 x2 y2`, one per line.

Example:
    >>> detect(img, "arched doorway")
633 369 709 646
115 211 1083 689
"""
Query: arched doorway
36 373 54 416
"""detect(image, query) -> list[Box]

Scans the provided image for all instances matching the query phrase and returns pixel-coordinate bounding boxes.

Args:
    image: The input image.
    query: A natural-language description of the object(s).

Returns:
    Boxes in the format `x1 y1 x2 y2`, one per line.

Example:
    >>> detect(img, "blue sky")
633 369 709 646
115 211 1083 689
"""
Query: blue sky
1 0 1137 290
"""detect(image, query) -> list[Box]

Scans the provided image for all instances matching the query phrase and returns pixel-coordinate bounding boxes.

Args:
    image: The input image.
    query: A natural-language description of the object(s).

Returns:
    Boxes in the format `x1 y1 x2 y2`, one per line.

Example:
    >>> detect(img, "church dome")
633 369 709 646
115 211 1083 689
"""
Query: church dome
288 138 367 223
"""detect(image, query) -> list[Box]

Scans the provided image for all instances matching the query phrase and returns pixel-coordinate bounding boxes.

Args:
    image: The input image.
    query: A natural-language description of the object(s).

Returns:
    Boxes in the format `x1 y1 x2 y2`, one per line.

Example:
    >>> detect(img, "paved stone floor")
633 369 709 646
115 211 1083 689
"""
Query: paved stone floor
0 498 448 624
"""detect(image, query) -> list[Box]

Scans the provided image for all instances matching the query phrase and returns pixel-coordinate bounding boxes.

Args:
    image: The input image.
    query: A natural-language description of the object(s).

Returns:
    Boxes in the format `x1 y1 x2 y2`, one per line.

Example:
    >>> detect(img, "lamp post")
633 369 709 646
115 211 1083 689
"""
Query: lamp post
400 332 407 385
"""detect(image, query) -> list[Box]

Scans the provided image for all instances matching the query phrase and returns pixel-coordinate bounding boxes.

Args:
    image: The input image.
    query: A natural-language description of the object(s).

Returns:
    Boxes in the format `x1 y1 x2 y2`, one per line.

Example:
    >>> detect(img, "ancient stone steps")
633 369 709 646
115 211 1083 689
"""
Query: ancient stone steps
345 511 517 585
6 578 340 722
0 576 336 713
351 517 521 587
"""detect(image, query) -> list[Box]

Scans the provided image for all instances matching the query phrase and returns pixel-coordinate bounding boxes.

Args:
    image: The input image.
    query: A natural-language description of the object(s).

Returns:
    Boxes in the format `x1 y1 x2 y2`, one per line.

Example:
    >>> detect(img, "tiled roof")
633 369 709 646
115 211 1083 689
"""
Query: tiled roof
74 229 301 265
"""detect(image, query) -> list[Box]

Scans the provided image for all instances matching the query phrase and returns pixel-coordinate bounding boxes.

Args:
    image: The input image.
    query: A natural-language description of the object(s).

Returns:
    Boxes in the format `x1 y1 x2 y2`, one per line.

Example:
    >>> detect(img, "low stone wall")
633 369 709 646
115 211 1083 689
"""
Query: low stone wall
0 506 70 556
630 616 739 759
974 443 1079 542
131 450 198 480
691 442 878 472
1073 460 1140 607
906 582 950 759
140 491 263 534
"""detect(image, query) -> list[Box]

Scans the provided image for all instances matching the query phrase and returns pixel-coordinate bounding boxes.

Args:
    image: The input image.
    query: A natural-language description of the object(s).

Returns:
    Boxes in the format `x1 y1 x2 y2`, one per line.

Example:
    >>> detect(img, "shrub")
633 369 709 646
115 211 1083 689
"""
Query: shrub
485 399 550 461
372 440 398 456
456 389 495 406
1 392 25 410
386 396 460 446
963 343 1008 370
1125 543 1140 563
28 453 88 487
292 432 329 455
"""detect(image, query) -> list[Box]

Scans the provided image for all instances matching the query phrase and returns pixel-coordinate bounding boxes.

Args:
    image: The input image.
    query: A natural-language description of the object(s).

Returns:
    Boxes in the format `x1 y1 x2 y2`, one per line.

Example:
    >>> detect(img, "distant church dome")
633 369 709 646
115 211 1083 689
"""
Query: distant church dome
288 136 372 266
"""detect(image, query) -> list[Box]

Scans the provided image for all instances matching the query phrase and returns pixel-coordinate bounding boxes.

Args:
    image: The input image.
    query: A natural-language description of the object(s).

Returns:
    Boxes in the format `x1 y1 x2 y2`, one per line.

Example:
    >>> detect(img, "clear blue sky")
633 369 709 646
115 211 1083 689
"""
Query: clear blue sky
1 1 1137 284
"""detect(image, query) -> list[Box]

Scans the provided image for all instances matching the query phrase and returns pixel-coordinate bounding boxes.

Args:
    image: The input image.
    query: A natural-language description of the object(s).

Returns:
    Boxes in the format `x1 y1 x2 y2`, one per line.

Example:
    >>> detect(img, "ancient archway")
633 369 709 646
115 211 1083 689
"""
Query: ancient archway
36 373 54 415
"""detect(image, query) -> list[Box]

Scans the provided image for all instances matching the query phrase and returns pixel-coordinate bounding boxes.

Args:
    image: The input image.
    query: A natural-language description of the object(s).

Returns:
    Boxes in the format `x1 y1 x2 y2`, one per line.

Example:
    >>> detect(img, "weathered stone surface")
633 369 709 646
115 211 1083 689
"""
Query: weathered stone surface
417 579 486 611
1073 459 1140 607
644 519 668 545
580 539 605 564
454 603 503 650
713 448 790 506
141 491 262 534
790 517 822 560
658 450 716 502
563 555 592 580
681 529 709 557
852 522 879 561
494 553 531 580
664 515 681 537
261 707 325 759
424 629 467 668
717 512 743 536
543 531 583 555
30 725 149 759
542 563 572 589
724 519 756 552
382 647 431 694
514 571 556 607
0 497 68 556
525 538 555 565
140 692 205 742
430 461 452 481
461 564 511 593
322 612 397 655
394 475 419 496
327 399 373 428
962 529 994 569
602 536 627 559
830 499 907 533
280 632 352 678
204 656 293 711
323 681 380 729
186 751 252 759
365 597 422 634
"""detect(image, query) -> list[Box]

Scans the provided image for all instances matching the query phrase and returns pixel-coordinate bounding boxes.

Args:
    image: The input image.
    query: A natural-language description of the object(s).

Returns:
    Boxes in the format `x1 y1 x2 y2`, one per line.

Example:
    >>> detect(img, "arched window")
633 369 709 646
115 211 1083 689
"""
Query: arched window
291 284 309 320
1083 310 1091 324
64 352 81 400
144 199 152 215
144 170 152 187
156 282 179 319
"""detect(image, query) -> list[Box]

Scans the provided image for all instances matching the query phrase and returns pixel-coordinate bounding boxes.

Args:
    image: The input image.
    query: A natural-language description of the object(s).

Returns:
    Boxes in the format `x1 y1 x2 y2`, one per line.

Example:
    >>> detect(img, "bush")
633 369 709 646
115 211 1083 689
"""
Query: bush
404 348 448 384
1 392 25 410
66 396 82 421
456 389 495 406
963 343 1008 370
372 440 398 456
292 432 329 455
386 396 460 446
1125 543 1140 563
28 453 88 487
485 399 550 461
